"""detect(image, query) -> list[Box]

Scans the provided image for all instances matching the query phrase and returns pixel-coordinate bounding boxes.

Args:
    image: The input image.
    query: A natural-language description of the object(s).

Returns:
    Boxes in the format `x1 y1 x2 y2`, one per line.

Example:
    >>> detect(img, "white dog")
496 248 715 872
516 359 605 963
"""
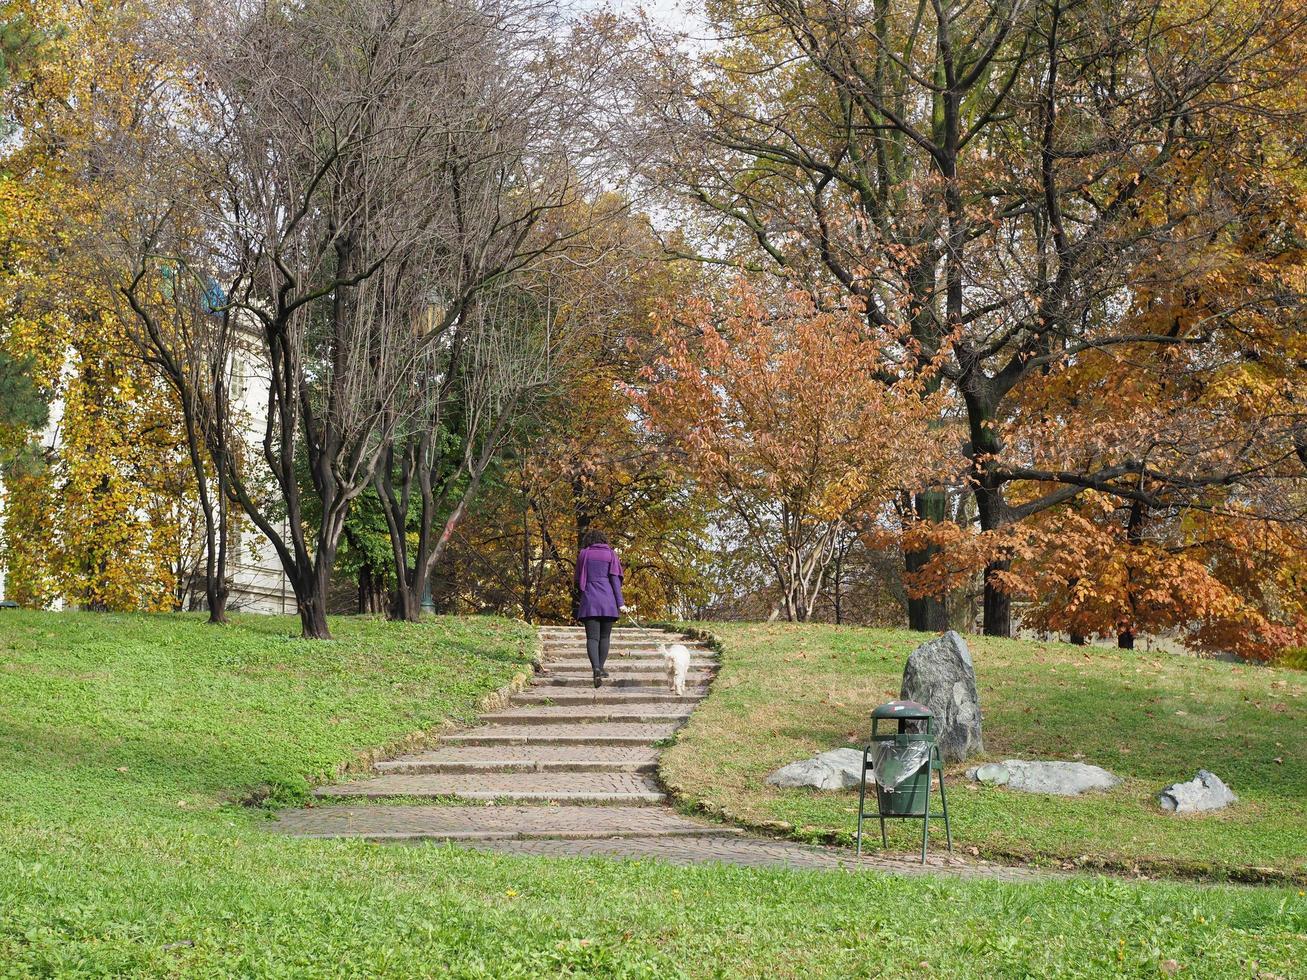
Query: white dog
660 642 692 696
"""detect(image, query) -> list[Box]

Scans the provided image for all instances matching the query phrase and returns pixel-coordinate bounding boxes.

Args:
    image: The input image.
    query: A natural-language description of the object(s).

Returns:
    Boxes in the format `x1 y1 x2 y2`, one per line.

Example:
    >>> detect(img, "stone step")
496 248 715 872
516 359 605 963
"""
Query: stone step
275 804 743 841
537 671 715 684
478 704 693 725
540 638 707 648
532 674 715 688
535 653 711 661
538 640 711 648
541 652 716 663
540 655 717 668
535 645 693 652
536 673 713 685
314 772 666 804
441 722 681 746
538 637 705 645
510 690 704 706
537 627 684 637
376 745 661 774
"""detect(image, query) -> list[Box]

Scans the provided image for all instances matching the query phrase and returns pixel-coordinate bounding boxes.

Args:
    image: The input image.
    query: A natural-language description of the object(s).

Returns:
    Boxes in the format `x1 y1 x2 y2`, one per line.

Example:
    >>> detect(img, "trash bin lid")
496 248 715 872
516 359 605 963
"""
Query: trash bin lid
871 700 933 720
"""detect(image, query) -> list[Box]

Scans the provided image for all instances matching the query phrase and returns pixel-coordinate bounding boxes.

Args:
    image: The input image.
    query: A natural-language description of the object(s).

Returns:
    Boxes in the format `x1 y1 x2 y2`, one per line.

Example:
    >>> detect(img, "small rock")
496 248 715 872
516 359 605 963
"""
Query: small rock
900 631 983 762
967 762 1010 786
1158 770 1236 814
766 748 865 790
968 759 1120 796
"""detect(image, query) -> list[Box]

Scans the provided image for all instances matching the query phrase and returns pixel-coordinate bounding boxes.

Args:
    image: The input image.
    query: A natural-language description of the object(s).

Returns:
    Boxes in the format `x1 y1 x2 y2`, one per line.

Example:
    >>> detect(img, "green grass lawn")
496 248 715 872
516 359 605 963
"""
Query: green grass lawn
1 611 1304 977
661 623 1307 885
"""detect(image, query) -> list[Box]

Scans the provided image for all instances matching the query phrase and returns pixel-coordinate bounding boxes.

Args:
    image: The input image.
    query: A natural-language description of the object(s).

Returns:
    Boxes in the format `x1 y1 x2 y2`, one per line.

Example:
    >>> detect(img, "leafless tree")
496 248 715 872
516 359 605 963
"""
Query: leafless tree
108 0 572 638
369 15 626 622
376 285 565 621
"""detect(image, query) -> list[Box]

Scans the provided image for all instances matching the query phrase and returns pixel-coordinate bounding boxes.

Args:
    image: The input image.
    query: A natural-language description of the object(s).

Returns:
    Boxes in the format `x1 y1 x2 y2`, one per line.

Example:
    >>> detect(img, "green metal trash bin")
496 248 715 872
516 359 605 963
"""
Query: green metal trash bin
856 700 952 863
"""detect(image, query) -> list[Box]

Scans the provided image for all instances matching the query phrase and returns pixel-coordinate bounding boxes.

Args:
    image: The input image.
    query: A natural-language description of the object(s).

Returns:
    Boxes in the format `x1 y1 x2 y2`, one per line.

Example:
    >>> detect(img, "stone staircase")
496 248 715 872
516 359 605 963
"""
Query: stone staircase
272 625 1040 879
275 625 744 839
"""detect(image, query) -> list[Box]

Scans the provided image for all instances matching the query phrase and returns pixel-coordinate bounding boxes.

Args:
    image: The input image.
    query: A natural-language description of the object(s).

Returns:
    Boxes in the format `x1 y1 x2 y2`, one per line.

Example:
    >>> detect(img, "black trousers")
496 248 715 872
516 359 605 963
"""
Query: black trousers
582 616 616 672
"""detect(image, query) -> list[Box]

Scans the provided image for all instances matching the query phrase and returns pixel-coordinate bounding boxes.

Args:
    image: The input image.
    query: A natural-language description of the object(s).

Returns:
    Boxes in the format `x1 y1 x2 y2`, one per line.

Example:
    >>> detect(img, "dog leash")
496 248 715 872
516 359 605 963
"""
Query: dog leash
623 608 671 642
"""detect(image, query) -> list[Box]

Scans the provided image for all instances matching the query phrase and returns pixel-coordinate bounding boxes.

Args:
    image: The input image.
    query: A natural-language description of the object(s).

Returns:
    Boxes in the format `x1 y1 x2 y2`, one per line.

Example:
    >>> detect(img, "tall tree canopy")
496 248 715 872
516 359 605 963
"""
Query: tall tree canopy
632 0 1307 642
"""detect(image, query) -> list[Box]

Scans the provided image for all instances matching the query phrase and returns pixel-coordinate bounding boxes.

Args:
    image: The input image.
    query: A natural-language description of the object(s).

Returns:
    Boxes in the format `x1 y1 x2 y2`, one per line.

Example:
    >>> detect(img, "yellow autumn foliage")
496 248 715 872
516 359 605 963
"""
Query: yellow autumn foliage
0 0 199 610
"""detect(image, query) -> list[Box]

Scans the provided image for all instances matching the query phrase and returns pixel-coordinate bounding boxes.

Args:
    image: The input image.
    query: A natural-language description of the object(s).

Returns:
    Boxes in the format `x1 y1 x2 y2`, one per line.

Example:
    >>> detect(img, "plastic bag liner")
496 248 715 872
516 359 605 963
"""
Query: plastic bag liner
870 740 933 792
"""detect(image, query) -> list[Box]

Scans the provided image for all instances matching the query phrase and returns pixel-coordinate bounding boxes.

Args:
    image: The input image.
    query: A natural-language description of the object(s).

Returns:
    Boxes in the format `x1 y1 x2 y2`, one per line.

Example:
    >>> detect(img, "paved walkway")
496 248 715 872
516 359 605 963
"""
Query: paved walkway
274 625 1039 880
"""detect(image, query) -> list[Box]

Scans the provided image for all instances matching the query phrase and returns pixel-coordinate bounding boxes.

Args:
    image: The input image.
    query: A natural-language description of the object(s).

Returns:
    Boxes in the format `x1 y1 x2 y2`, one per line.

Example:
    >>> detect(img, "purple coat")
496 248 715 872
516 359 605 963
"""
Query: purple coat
575 542 625 619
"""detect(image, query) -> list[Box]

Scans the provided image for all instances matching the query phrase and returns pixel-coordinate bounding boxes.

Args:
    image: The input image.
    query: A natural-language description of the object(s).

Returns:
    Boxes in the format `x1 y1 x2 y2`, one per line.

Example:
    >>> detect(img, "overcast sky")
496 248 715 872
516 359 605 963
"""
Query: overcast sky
575 0 705 31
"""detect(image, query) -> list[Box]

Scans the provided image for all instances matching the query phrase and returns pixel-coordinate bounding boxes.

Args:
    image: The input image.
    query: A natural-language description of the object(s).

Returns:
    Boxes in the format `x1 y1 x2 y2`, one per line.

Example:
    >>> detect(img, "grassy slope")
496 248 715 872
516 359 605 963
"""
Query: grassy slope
662 623 1307 882
0 611 1302 978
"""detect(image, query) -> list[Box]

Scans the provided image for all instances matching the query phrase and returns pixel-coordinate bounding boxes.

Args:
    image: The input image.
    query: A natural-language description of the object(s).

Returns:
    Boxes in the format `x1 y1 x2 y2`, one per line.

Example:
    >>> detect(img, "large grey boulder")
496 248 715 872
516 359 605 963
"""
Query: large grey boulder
1158 770 1236 814
965 759 1120 796
900 630 983 762
766 748 864 791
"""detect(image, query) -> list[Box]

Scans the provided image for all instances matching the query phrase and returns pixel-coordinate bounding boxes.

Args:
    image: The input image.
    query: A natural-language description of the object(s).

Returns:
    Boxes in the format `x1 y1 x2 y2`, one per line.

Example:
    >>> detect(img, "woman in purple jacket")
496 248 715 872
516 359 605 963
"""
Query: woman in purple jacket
574 530 626 687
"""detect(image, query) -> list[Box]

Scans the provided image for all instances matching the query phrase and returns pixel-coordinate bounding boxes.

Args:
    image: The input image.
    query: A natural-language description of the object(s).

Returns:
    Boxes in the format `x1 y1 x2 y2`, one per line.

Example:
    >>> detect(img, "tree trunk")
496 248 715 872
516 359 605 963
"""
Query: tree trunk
297 549 338 639
832 546 843 625
391 574 422 622
964 379 1013 638
969 457 1014 637
298 593 332 639
520 482 534 623
180 390 228 625
386 411 513 623
375 433 430 624
1118 500 1147 650
982 561 1012 637
904 490 948 631
210 466 230 624
358 565 387 614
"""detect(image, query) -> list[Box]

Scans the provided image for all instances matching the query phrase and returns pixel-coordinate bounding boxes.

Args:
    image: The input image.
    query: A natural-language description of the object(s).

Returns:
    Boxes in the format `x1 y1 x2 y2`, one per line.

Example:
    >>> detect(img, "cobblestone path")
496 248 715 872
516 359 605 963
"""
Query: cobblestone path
274 626 1041 880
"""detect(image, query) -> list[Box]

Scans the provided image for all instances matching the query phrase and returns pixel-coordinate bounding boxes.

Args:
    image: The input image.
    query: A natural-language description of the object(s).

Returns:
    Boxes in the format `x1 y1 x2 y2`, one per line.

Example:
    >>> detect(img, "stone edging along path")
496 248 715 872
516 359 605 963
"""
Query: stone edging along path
273 625 1044 882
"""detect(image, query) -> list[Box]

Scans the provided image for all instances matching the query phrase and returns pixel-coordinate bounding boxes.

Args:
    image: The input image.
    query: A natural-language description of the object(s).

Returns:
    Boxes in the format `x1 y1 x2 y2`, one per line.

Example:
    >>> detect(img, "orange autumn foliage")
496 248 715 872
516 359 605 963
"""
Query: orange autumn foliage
639 280 942 621
1017 501 1307 661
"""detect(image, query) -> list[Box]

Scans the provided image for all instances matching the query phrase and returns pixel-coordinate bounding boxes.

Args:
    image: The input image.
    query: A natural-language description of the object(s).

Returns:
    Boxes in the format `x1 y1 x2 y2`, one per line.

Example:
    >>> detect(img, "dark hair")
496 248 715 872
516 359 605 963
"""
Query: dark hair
580 529 609 549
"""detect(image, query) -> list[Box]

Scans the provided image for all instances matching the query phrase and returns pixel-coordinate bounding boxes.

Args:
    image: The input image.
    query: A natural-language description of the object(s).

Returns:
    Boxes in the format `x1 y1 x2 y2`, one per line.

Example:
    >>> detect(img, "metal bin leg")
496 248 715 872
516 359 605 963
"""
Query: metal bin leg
937 760 953 853
919 760 932 864
856 751 869 857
